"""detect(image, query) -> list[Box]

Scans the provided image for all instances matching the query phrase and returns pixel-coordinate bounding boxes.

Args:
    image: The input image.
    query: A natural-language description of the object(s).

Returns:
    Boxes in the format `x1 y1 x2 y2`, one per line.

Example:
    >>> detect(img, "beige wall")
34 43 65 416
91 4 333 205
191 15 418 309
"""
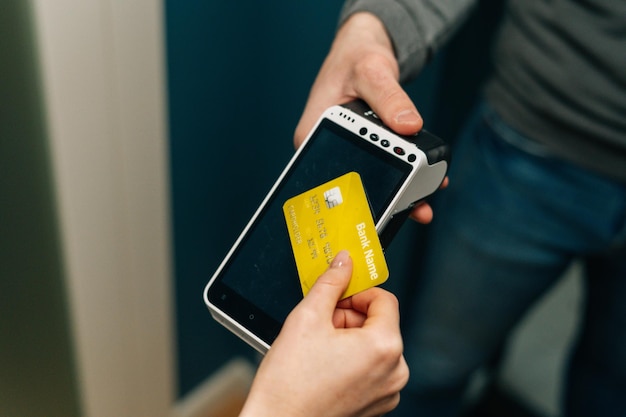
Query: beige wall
31 1 174 416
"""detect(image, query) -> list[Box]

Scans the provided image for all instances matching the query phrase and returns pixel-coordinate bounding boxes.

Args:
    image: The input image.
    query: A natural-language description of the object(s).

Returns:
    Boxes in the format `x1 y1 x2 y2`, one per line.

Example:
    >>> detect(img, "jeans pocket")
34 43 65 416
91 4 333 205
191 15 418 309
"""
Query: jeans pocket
482 103 552 159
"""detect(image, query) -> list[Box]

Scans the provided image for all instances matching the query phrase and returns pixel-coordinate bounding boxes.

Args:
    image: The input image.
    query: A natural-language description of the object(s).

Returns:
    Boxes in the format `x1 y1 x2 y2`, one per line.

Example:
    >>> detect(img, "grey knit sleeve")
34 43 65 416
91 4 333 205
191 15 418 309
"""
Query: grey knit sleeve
338 0 477 82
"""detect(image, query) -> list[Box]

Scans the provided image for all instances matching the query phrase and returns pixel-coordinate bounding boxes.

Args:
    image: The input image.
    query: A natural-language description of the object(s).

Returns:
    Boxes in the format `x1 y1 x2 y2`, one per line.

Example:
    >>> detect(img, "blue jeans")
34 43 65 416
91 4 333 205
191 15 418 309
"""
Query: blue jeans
391 102 626 416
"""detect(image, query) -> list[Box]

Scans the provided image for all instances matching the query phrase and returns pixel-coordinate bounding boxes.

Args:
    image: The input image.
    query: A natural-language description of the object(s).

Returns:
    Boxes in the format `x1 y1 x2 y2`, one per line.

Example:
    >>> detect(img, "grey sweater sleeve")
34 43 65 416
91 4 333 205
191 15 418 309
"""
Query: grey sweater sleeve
339 0 477 82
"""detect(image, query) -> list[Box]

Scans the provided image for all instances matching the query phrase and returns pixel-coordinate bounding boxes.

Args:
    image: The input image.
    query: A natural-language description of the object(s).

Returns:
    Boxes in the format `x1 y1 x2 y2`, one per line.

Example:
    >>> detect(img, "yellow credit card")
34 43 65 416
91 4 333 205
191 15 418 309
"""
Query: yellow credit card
282 172 389 299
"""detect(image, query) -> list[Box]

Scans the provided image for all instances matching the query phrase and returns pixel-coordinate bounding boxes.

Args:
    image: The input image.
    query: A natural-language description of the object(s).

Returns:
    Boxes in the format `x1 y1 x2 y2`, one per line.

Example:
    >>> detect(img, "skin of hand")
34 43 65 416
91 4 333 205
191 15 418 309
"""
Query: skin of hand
294 12 446 224
239 250 409 417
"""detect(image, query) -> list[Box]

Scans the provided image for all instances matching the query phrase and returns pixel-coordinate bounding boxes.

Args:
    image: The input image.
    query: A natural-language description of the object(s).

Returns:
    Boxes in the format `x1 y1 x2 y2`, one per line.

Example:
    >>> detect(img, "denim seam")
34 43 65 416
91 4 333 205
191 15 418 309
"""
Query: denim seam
482 104 554 159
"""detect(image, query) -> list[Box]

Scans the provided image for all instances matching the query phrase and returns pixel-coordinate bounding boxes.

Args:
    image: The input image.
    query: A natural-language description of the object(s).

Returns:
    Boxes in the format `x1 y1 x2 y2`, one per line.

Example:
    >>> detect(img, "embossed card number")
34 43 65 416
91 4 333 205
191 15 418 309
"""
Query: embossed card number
282 172 389 299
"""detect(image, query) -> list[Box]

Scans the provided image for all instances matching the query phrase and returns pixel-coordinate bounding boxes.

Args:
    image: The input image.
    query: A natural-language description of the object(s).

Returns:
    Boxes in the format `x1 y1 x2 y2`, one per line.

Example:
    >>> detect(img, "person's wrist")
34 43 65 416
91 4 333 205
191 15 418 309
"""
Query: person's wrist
337 12 394 53
239 388 309 417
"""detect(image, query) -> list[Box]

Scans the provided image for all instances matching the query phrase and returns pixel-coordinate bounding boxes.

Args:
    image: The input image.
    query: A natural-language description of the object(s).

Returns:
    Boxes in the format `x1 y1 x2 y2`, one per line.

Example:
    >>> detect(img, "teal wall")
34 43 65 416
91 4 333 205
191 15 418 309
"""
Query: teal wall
165 0 503 398
0 2 81 416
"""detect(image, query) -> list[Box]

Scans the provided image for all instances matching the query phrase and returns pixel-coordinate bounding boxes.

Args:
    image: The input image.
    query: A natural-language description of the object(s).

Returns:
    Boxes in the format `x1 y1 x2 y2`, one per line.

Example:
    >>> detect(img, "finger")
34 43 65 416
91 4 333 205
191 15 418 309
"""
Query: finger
409 202 434 224
335 296 354 310
299 250 353 318
349 287 401 330
351 56 423 136
332 307 367 329
364 391 403 417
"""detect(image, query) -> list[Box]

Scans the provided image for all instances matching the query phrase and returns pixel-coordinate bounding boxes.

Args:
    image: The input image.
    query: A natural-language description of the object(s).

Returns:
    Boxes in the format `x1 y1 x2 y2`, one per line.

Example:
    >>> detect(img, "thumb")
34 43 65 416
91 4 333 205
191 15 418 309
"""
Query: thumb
301 250 353 316
364 89 423 136
353 63 423 136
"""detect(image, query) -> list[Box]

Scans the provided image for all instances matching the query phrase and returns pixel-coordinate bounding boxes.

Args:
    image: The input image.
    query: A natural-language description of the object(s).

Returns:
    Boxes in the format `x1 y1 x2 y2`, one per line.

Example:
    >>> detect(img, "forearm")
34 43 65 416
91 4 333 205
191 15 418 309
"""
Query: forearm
339 0 478 81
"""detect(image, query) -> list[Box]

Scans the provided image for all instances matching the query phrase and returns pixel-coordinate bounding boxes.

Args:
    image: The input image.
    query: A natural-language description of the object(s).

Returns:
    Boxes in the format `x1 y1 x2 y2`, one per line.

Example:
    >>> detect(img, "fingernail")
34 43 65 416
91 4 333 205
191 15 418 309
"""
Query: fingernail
331 250 350 268
395 109 420 125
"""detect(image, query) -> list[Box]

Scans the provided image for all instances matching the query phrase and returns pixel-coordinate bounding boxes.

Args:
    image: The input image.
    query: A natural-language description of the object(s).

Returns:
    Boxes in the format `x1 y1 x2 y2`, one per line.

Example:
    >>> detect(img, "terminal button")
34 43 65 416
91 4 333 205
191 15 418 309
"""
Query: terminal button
393 146 405 155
